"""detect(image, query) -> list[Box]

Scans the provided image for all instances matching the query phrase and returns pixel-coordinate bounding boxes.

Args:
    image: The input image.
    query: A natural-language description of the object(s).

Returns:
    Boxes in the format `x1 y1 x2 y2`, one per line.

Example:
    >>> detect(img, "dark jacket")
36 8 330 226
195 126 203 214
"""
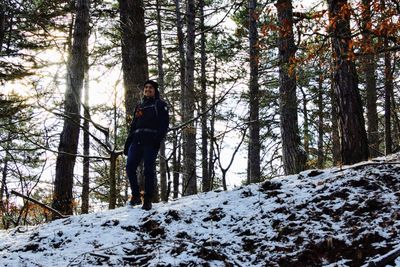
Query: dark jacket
124 96 169 155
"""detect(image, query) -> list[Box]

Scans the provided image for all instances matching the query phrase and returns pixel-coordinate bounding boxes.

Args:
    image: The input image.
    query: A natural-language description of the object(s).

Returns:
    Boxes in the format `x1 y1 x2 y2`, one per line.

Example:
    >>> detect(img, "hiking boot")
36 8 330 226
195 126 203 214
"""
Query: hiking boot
141 197 152 211
129 196 142 206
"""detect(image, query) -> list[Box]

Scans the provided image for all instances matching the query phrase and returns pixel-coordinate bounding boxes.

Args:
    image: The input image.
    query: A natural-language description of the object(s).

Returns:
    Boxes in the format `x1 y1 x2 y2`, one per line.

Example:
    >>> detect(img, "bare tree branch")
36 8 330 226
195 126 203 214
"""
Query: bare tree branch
11 190 68 219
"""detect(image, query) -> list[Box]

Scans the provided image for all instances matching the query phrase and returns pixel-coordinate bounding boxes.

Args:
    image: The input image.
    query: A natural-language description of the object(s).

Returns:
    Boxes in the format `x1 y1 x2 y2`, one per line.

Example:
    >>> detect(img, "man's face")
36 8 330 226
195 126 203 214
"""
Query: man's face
143 83 156 97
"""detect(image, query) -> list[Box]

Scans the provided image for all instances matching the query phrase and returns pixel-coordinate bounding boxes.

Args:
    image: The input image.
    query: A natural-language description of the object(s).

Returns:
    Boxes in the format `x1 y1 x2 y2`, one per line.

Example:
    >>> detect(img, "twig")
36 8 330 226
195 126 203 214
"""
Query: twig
168 82 234 132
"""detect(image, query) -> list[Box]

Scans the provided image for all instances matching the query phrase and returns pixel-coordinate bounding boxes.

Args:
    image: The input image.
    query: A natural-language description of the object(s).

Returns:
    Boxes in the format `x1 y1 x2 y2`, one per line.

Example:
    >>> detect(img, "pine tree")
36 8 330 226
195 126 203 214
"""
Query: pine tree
182 0 197 196
327 0 369 165
53 0 90 216
276 0 306 174
0 0 71 82
361 0 379 157
248 0 261 182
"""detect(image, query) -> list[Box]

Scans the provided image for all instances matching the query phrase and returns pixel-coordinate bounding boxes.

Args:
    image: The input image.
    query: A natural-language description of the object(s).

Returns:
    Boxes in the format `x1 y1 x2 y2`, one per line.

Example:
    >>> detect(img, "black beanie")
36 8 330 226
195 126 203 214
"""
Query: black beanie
143 80 159 90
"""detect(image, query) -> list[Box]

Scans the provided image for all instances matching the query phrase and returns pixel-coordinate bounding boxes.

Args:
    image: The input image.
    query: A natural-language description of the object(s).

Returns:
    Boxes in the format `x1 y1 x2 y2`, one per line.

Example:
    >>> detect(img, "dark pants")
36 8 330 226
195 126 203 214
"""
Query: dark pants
126 142 159 199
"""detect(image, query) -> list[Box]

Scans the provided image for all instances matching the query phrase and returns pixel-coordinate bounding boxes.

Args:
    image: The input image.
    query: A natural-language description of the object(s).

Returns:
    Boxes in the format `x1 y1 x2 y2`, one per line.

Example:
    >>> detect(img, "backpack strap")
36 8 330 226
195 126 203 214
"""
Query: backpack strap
154 99 159 118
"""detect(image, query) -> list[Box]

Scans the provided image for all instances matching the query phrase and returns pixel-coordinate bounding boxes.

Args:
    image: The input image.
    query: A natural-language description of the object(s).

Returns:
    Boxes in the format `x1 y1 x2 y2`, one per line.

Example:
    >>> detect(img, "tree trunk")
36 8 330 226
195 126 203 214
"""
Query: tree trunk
0 3 5 52
391 88 400 148
208 56 217 190
382 0 393 155
327 0 369 165
199 0 210 192
317 71 324 168
182 0 197 196
301 87 310 157
330 80 341 165
4 4 13 53
119 0 148 122
361 0 379 158
53 0 90 216
81 62 90 214
174 0 186 133
109 153 117 209
172 126 180 199
216 127 246 191
155 0 167 202
173 0 187 197
0 135 10 224
123 160 129 201
276 0 306 175
384 44 393 155
109 85 120 209
248 0 261 182
0 158 7 203
117 158 124 206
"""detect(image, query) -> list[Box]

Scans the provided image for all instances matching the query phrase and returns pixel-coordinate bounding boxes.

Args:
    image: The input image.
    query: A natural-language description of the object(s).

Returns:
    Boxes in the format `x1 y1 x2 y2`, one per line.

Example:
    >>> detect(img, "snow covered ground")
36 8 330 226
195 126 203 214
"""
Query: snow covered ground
1 155 400 266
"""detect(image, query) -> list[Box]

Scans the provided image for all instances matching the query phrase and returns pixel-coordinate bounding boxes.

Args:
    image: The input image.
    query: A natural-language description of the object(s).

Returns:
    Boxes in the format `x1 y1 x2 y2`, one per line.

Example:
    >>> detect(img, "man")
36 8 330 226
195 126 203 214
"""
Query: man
124 80 169 210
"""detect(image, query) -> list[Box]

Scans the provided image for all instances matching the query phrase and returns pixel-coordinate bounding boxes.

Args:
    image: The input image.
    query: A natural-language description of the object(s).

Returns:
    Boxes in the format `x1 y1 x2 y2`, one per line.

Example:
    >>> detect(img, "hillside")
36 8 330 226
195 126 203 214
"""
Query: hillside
1 155 400 267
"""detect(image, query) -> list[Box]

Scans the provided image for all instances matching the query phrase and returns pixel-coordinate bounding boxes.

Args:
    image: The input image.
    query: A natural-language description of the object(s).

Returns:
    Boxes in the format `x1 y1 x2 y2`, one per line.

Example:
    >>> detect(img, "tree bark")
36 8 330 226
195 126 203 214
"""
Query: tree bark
117 157 123 206
174 0 186 126
81 62 90 214
172 0 185 199
330 79 341 165
182 0 197 196
156 0 167 202
208 56 217 190
384 44 393 155
0 158 7 203
109 83 121 209
108 153 117 209
173 0 188 197
248 0 261 183
53 0 90 216
276 0 306 175
199 0 210 192
382 0 393 155
391 87 400 148
0 134 10 224
119 0 148 123
301 87 310 157
361 0 379 157
172 125 181 199
0 3 5 52
327 0 369 165
317 71 324 168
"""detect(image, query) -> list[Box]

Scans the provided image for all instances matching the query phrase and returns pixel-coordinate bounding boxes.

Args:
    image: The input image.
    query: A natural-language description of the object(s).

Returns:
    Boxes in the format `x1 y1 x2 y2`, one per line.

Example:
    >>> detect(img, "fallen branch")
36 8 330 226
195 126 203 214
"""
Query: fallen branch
88 252 152 263
88 252 110 260
363 246 400 267
10 190 68 219
122 254 151 262
333 161 400 173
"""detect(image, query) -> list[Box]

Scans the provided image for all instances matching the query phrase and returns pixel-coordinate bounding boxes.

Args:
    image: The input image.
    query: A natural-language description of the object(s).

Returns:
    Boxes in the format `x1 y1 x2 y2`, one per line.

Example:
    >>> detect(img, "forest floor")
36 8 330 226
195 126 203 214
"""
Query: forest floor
1 154 400 266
